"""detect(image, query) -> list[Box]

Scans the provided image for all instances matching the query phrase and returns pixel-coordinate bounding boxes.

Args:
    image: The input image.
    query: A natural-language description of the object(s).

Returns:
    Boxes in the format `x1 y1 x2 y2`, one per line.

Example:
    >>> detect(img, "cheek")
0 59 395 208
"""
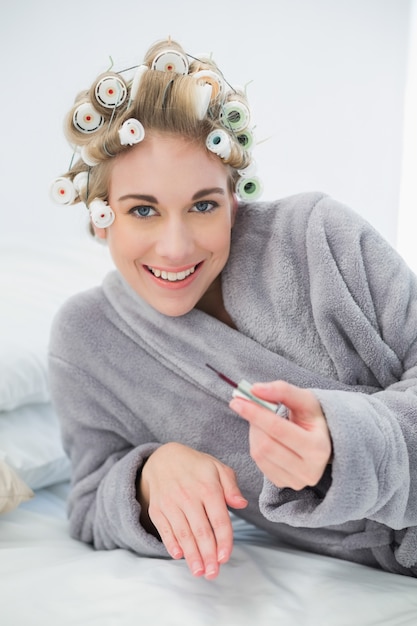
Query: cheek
197 222 230 256
214 216 233 256
106 223 145 260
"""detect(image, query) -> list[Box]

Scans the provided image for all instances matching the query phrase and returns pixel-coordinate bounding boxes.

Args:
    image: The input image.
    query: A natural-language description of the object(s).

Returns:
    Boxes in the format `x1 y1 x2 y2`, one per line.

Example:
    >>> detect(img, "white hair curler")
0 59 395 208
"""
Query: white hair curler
119 118 145 145
236 176 263 201
206 129 232 160
129 65 148 103
193 83 212 120
94 75 127 108
151 49 189 74
220 100 250 133
236 127 255 152
50 177 77 205
237 159 257 178
73 102 104 134
73 171 89 194
89 199 115 228
193 69 225 102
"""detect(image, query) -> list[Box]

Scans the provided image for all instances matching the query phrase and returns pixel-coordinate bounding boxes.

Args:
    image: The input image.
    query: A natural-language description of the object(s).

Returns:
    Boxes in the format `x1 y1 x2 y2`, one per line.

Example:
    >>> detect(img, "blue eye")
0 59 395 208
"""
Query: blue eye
192 201 216 213
130 206 156 218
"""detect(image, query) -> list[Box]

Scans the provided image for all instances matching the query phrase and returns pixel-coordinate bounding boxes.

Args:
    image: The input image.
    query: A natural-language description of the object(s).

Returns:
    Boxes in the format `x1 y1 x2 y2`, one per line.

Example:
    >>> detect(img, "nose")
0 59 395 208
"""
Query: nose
154 216 195 261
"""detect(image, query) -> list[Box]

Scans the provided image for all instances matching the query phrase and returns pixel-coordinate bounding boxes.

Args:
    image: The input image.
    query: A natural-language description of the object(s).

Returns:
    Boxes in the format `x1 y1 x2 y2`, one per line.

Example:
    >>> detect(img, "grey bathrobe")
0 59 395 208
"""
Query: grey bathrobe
48 192 417 576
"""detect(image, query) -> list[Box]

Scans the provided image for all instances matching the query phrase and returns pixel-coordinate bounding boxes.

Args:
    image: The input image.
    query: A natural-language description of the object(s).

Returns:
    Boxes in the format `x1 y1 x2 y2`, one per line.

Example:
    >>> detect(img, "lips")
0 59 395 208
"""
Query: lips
146 263 200 282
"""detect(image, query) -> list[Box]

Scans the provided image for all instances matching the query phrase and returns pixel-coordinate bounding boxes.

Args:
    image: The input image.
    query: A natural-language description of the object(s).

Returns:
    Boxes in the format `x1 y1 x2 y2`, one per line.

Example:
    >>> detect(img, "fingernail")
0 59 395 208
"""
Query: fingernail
171 548 182 559
251 382 270 390
205 564 218 579
229 398 244 411
192 562 204 576
217 549 228 563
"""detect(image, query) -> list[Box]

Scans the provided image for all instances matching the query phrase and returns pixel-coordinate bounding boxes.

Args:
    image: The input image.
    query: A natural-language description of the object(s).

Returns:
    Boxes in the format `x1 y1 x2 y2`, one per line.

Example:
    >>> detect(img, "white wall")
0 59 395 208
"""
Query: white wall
0 0 411 248
398 0 417 271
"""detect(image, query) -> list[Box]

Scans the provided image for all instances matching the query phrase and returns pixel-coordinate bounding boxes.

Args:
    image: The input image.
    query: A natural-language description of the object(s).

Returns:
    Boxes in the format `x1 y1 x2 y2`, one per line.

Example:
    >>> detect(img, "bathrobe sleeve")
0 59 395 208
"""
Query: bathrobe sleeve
258 196 417 571
48 292 168 558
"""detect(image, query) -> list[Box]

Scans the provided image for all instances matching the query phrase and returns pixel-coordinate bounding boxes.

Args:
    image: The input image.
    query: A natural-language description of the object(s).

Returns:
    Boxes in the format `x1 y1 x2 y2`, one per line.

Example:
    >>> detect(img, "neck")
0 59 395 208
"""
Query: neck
196 276 236 329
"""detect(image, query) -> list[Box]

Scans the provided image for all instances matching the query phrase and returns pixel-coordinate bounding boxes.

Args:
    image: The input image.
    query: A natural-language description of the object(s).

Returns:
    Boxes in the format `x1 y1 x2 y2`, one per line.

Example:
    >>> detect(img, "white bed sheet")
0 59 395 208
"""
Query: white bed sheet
1 483 416 626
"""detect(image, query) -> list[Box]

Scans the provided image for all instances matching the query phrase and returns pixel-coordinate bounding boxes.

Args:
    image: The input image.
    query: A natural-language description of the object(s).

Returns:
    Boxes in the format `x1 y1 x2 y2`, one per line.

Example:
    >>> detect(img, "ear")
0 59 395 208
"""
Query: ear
91 221 107 240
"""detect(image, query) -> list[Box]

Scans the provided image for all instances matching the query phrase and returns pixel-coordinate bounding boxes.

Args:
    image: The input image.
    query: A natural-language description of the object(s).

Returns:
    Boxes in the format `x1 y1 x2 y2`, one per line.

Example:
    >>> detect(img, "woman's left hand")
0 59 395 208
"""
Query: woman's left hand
229 381 332 490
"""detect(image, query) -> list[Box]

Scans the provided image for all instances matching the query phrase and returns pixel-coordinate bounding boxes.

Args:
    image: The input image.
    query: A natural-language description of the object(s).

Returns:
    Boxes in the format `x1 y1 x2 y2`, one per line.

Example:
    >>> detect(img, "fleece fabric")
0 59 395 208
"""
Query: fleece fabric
48 192 417 576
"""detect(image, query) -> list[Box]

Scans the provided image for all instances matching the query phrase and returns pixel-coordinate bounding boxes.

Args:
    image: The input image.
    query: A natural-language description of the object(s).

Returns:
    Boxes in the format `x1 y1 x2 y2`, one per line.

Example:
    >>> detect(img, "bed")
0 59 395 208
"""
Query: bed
1 237 417 625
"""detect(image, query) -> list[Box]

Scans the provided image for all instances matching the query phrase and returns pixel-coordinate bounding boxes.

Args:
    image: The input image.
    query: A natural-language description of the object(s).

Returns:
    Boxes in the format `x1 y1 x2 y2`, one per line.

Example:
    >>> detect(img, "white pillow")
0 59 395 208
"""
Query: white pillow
0 344 49 411
0 459 34 514
0 237 113 411
0 403 71 490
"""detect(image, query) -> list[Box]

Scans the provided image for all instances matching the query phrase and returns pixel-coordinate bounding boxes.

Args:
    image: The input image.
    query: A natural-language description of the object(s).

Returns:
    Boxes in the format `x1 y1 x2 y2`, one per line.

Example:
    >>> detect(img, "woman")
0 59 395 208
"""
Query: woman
49 38 417 580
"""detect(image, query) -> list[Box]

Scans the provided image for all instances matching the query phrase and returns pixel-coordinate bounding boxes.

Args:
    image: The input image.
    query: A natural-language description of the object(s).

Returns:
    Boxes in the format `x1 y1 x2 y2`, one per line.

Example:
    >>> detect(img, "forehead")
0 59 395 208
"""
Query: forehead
108 132 231 194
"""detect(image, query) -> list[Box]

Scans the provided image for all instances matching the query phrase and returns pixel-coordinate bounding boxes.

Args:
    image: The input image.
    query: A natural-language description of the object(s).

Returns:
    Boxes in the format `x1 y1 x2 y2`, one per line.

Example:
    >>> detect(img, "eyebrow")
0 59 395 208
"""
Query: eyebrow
117 187 226 203
118 193 158 203
192 187 225 201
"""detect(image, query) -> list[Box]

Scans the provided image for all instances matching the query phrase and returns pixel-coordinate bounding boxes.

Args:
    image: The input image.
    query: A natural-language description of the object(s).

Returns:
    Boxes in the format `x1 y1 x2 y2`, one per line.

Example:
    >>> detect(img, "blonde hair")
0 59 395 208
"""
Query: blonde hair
56 38 258 208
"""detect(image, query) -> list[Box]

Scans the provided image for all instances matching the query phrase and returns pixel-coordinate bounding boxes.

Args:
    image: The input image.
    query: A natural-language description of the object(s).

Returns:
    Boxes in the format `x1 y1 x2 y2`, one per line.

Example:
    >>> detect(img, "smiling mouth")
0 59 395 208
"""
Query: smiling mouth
146 263 201 282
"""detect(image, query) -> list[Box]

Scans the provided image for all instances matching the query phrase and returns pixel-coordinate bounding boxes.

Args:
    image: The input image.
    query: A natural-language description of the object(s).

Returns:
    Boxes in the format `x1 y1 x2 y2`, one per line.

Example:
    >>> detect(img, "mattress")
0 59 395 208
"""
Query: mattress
1 482 417 626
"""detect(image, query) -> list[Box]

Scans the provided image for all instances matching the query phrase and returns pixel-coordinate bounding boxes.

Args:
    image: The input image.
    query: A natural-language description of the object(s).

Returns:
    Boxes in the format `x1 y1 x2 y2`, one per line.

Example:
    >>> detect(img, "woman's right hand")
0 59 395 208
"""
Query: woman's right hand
137 442 248 580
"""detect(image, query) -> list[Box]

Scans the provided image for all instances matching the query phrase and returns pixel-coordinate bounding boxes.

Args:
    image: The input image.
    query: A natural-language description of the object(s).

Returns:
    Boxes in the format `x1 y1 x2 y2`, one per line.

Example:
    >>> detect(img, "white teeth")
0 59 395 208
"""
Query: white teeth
148 265 196 281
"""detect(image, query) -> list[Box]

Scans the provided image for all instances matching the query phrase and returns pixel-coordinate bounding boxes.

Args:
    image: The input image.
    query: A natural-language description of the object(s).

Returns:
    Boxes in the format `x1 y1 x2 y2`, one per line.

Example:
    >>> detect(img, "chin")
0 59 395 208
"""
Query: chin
151 299 196 318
